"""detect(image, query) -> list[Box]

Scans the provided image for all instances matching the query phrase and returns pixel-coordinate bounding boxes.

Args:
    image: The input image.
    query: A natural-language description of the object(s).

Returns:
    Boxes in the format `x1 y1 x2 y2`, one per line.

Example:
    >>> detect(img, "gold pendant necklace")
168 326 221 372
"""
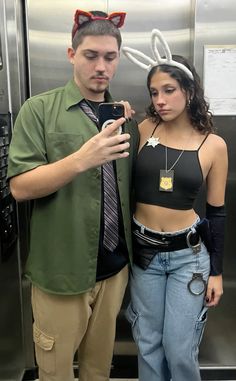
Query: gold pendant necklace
159 147 184 192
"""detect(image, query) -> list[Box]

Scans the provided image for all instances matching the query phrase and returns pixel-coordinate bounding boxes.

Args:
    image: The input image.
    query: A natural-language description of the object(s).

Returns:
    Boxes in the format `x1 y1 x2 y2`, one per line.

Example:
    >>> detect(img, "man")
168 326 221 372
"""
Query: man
7 9 139 381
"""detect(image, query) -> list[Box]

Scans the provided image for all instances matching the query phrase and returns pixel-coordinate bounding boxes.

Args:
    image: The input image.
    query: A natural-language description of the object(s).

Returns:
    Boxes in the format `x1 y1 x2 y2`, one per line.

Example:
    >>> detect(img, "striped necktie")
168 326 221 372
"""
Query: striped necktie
80 100 119 252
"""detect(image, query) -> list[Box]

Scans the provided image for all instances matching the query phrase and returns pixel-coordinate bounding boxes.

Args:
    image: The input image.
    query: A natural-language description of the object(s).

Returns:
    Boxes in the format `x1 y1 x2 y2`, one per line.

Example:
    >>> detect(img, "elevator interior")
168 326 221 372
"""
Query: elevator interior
0 0 236 380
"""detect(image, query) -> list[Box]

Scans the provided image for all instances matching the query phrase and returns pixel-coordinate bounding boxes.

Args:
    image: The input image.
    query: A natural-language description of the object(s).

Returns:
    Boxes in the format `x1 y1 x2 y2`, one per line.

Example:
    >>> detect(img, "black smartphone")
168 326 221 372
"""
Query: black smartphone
98 102 125 134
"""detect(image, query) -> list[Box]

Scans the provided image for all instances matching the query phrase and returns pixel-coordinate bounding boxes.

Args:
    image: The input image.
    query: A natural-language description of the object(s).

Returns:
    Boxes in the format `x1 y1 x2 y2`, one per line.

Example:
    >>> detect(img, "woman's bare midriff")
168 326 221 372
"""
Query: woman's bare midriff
134 202 198 232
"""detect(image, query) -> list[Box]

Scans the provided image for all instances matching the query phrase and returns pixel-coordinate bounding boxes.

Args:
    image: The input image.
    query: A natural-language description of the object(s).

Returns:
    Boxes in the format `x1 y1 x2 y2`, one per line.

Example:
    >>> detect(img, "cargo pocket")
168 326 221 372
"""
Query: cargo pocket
33 323 56 375
125 303 140 344
192 306 208 354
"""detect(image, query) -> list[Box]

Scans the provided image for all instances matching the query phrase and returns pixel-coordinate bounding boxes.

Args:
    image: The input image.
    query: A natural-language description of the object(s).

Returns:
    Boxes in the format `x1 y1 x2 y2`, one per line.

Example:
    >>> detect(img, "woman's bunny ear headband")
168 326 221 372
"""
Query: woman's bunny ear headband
122 29 194 81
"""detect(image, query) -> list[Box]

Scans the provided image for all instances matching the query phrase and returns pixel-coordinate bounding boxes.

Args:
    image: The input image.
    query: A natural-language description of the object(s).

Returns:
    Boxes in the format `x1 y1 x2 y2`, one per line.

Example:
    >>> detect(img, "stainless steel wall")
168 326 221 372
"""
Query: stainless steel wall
193 0 236 369
26 0 107 96
25 0 193 363
25 0 236 371
0 0 25 380
0 0 235 377
26 0 192 124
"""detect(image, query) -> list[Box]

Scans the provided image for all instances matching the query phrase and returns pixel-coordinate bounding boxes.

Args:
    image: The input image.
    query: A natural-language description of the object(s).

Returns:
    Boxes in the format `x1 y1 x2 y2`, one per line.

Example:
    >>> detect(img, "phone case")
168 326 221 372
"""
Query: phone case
98 102 124 133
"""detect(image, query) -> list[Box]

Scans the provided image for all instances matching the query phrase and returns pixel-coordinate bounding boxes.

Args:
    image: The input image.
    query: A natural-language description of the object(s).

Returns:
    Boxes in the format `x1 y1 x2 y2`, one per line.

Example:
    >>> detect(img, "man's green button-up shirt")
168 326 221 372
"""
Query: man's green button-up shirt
8 80 139 295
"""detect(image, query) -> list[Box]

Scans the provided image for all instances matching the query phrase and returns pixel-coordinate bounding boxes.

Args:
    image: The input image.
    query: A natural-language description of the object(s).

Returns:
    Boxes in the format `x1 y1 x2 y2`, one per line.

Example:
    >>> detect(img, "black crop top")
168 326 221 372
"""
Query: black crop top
135 137 208 210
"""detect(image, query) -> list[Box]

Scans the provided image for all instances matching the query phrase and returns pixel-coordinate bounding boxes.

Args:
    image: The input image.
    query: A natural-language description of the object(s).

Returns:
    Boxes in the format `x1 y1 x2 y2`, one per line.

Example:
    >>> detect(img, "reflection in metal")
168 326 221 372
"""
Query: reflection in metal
0 0 236 378
0 1 25 380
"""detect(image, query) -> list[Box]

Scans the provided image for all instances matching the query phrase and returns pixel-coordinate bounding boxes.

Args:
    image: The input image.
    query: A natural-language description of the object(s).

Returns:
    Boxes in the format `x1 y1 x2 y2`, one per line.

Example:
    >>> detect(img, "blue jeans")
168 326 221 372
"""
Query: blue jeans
126 229 210 381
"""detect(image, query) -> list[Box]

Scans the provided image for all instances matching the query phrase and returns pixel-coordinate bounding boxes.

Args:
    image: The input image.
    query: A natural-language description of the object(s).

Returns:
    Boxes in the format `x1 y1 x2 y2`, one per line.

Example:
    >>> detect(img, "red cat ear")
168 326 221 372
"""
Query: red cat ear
74 10 92 26
108 12 126 28
72 10 93 38
72 10 126 39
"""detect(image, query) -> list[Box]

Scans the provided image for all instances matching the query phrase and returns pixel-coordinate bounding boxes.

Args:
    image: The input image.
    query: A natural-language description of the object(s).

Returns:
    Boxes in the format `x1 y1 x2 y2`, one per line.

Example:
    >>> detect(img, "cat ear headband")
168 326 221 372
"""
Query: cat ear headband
122 29 194 80
72 9 126 39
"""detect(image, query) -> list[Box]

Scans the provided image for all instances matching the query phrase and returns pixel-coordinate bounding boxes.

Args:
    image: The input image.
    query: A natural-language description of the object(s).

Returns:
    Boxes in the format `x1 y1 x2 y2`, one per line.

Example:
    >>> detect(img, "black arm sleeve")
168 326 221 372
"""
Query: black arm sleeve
206 203 226 276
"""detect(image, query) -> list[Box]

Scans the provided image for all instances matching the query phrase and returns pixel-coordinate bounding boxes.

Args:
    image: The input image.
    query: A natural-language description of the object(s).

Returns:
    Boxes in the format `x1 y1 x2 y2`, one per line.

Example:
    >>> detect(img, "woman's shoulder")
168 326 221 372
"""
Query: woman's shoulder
200 133 228 161
138 118 155 132
205 133 227 151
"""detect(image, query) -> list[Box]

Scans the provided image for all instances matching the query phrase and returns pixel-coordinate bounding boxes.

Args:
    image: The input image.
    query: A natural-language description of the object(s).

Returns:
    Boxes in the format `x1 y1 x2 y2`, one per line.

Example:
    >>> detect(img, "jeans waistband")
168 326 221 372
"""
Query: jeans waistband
133 216 200 236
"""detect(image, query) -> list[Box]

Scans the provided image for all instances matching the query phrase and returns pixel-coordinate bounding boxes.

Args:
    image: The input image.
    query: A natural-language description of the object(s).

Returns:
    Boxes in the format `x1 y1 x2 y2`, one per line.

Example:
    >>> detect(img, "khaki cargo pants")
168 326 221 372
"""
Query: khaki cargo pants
31 265 128 381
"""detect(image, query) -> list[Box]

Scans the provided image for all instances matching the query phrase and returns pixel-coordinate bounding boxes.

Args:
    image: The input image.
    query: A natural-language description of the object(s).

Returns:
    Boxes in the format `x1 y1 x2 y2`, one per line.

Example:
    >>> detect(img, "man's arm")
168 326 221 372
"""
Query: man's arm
10 118 130 201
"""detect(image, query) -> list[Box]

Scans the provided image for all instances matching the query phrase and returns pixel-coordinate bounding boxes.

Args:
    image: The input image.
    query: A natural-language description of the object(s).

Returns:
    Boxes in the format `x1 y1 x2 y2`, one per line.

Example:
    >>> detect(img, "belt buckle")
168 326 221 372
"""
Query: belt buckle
186 230 201 254
147 232 171 246
159 236 171 246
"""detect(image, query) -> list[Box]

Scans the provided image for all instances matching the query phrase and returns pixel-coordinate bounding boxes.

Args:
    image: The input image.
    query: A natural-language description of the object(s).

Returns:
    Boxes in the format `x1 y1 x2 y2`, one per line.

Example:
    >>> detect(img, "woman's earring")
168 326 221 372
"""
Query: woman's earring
187 99 191 108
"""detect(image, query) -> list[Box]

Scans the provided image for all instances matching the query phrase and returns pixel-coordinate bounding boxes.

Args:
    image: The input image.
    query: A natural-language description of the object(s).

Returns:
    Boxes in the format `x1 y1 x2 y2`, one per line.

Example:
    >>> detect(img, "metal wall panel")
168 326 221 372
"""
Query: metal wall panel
16 0 236 375
26 0 108 96
109 0 192 122
193 0 236 368
26 0 192 123
0 0 25 379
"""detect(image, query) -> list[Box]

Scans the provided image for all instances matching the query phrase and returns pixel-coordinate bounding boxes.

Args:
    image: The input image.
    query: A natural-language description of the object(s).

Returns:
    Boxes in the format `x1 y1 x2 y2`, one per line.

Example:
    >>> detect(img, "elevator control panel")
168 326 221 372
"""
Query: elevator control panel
0 122 17 261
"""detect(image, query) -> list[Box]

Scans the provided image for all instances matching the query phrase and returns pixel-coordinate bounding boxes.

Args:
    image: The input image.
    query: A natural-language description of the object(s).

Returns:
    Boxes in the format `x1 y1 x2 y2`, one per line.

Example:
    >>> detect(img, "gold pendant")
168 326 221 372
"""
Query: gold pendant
159 169 174 192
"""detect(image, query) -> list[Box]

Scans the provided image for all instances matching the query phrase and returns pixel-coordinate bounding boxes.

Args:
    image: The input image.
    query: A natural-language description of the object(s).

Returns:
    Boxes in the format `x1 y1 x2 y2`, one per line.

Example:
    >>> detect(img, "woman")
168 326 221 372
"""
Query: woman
123 33 228 381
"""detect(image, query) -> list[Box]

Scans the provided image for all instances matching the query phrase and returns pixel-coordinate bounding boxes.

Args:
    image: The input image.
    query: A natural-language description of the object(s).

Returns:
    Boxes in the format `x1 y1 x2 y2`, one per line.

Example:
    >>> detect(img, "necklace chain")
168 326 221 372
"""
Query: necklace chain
165 146 185 172
164 129 193 172
147 123 193 172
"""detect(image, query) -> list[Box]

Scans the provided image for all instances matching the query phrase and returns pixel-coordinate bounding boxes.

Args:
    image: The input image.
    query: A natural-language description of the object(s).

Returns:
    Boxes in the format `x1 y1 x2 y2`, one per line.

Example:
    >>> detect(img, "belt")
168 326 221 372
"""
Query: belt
132 221 201 253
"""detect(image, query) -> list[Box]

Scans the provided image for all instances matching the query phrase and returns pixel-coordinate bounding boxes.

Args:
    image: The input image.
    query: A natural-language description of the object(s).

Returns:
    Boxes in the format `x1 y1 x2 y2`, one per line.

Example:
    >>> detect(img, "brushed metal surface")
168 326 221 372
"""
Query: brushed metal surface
0 0 9 114
0 1 29 379
26 0 107 96
109 0 192 122
1 0 236 376
25 0 236 370
193 1 236 366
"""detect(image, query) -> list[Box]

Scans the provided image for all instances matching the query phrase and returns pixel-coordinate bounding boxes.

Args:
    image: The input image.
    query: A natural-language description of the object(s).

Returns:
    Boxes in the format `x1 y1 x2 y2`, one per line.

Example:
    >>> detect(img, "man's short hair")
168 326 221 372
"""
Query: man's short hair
72 11 122 51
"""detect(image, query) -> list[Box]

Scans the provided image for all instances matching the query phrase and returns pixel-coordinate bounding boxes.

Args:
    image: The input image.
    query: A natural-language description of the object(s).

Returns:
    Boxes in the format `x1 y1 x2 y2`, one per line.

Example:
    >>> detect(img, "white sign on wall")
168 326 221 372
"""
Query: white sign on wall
203 45 236 116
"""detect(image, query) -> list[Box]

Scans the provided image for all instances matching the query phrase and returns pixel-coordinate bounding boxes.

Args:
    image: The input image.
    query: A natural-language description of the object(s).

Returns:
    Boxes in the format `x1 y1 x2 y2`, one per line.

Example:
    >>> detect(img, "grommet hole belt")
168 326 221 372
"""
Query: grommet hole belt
132 223 200 251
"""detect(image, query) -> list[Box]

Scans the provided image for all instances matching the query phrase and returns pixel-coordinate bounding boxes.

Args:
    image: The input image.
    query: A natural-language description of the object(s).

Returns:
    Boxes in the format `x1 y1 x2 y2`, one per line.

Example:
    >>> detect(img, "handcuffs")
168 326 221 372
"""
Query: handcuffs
187 273 207 296
186 230 207 296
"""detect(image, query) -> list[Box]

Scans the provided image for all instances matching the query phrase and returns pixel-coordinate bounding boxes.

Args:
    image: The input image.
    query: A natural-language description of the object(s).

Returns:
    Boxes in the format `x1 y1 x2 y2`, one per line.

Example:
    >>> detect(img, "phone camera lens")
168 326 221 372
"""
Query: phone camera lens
112 105 123 117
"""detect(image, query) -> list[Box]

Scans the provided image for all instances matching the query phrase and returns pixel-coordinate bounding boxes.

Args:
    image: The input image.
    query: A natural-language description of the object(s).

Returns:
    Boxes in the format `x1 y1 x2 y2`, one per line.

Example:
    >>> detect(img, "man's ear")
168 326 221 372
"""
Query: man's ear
67 47 75 64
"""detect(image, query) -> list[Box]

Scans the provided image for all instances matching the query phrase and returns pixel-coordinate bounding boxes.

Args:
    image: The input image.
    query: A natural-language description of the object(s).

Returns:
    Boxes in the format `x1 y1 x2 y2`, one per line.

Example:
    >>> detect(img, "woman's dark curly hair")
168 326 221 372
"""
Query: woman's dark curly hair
146 55 215 133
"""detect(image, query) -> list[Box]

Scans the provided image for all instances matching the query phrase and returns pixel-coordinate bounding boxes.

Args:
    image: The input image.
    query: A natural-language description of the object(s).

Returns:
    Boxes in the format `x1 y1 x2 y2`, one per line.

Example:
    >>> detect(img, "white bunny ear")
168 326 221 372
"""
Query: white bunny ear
122 47 156 71
151 29 194 80
151 29 172 63
123 28 194 81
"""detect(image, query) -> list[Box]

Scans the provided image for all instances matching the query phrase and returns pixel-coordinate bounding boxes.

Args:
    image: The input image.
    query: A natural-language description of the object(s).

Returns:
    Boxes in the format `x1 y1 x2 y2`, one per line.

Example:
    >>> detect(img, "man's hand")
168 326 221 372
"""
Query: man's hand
74 117 130 172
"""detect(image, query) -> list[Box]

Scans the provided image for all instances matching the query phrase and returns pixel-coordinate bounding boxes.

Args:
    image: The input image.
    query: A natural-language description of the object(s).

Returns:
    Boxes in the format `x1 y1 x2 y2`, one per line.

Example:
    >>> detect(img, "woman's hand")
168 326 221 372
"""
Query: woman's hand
205 274 223 307
117 100 135 119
